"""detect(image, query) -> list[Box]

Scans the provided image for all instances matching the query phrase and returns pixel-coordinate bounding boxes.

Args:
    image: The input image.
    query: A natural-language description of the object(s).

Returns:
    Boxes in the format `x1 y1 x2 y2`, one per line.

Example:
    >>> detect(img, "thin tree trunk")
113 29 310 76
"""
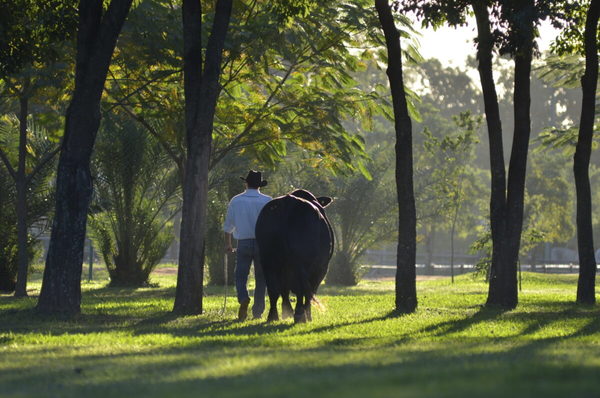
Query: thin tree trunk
450 198 460 283
14 95 29 297
575 0 600 305
503 2 535 309
474 1 535 310
37 0 133 315
375 0 417 314
472 2 508 308
426 225 435 272
173 0 233 314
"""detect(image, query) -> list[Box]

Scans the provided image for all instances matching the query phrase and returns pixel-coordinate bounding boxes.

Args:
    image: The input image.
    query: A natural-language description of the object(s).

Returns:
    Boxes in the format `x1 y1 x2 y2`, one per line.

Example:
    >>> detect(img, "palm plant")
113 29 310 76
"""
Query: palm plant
0 115 55 292
89 114 180 287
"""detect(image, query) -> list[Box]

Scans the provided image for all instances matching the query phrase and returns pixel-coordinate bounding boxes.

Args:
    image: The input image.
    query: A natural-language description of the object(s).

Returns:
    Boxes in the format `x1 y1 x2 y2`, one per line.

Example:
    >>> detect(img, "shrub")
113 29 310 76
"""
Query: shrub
89 115 180 287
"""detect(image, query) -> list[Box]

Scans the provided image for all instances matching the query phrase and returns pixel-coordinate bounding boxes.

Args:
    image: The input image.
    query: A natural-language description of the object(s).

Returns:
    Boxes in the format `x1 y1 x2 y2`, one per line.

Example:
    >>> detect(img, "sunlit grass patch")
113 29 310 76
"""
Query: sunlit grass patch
1 272 599 398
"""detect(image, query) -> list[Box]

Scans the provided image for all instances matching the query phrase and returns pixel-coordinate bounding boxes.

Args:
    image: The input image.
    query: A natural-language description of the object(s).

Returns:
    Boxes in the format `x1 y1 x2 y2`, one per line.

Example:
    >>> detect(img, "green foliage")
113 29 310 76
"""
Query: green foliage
536 126 582 152
0 0 77 78
105 0 405 179
269 0 316 22
549 0 599 56
205 192 231 286
324 147 397 285
469 146 575 278
414 111 481 226
523 149 575 248
89 114 180 287
536 54 585 88
0 115 55 291
468 227 492 280
536 53 600 129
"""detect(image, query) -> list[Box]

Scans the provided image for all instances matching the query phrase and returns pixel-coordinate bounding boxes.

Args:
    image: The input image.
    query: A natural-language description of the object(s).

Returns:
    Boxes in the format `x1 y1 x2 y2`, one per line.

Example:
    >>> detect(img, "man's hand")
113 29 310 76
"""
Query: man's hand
224 232 235 253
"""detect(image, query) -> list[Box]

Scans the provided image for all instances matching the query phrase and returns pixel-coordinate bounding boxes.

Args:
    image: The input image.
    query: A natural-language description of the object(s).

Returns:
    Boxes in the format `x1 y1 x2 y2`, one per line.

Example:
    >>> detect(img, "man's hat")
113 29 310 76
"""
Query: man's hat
240 170 268 187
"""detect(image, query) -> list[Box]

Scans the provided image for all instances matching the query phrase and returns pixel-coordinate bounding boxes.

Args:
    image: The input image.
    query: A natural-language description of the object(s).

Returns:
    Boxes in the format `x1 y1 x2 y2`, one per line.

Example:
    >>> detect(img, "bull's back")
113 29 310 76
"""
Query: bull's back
255 197 289 258
256 195 326 259
256 195 332 296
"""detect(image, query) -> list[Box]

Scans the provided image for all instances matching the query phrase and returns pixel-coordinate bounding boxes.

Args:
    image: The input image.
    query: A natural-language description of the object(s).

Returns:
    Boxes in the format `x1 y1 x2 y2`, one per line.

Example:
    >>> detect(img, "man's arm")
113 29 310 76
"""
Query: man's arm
223 200 235 252
224 232 234 253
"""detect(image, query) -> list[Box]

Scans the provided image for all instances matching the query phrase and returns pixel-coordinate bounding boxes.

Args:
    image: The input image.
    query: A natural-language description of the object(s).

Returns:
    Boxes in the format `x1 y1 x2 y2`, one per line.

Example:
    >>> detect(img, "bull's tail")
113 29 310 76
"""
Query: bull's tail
310 296 326 313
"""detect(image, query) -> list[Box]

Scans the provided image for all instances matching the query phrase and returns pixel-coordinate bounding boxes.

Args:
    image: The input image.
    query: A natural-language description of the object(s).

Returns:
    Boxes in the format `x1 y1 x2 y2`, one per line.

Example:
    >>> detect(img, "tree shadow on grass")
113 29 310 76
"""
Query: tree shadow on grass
407 306 506 338
83 285 176 301
4 331 600 398
0 305 148 335
288 311 398 337
130 311 296 339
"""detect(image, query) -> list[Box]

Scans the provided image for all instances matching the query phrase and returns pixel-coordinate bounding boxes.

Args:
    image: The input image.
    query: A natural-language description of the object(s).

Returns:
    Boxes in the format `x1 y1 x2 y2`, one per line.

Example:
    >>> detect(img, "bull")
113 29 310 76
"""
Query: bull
255 189 333 323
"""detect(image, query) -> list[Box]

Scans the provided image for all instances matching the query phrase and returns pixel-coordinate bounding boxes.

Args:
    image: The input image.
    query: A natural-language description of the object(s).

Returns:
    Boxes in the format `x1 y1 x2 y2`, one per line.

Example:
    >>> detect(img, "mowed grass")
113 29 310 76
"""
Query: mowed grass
1 271 600 398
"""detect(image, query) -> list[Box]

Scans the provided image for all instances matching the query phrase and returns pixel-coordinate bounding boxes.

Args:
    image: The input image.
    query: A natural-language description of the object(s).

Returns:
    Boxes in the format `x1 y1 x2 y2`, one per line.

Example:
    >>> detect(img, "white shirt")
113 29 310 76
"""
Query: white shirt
223 189 272 240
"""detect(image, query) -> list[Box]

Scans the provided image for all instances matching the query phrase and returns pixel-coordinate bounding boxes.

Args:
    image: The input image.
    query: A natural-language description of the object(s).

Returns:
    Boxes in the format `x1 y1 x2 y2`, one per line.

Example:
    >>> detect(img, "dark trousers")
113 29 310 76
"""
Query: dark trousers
235 239 266 318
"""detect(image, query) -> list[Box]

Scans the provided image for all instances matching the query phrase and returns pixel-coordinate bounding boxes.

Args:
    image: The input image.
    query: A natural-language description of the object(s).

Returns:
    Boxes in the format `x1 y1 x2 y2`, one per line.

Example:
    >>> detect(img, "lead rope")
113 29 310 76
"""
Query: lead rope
221 251 228 316
221 249 235 316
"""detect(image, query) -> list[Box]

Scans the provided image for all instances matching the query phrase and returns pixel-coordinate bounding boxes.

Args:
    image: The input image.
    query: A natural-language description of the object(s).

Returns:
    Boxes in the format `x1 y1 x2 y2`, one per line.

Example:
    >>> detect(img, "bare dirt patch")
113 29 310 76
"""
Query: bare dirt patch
153 267 178 275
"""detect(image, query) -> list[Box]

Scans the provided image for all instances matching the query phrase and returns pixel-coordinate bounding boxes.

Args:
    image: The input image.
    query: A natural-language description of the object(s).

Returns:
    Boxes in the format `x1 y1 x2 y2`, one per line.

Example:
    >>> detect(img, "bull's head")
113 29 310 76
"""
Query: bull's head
290 189 333 208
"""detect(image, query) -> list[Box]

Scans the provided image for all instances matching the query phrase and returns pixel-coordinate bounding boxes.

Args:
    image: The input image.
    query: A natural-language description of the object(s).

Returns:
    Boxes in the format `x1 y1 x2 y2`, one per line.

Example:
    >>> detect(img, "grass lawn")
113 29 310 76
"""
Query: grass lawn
1 271 600 397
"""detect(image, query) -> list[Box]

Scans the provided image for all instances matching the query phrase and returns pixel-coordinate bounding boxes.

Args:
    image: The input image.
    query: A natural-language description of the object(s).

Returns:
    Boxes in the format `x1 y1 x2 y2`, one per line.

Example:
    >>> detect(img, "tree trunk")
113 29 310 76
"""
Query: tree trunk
575 0 600 305
173 0 233 315
530 246 537 271
473 1 535 310
14 95 29 297
450 197 460 283
425 225 435 272
375 0 417 314
37 0 133 315
503 4 535 308
472 2 508 307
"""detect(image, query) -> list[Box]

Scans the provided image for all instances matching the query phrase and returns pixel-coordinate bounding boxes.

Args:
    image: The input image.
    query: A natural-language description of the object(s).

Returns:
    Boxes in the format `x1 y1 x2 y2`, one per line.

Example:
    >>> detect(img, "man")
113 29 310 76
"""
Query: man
223 170 272 321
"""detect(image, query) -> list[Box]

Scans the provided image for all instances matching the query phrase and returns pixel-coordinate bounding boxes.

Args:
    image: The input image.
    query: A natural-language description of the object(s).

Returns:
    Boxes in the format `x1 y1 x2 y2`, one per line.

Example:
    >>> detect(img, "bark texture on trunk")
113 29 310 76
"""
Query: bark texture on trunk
473 1 534 310
37 0 133 315
375 0 417 314
14 96 29 297
472 2 508 307
575 0 600 305
173 0 233 315
503 2 534 309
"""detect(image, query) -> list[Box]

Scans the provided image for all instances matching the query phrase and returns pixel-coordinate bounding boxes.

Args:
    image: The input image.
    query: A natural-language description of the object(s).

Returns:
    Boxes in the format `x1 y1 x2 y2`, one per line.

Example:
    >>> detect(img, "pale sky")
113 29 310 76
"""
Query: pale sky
415 18 560 69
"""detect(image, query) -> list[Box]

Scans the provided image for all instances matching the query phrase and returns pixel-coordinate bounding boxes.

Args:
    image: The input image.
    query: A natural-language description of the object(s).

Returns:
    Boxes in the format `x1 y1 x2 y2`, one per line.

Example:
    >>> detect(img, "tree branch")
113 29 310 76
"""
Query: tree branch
0 147 16 180
25 146 60 185
209 60 297 168
118 102 184 170
104 68 182 113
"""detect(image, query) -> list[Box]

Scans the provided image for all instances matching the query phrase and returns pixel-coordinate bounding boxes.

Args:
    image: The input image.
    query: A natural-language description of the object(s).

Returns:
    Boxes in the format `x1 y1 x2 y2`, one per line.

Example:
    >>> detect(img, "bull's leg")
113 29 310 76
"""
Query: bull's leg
281 290 293 319
294 295 307 324
305 295 312 322
267 293 279 322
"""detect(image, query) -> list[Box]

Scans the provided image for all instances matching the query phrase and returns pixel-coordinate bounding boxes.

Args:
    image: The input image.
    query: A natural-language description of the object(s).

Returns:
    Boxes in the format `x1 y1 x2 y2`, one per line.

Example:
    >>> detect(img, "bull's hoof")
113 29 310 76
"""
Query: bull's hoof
267 310 279 323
